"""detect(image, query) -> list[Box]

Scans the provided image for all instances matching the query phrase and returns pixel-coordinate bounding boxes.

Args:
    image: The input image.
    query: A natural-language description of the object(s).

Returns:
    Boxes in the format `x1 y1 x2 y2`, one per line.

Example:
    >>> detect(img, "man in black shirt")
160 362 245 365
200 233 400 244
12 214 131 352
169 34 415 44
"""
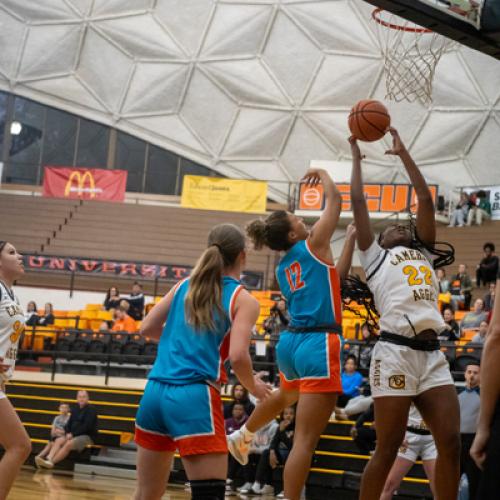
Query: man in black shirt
126 282 145 321
476 243 499 287
38 390 98 468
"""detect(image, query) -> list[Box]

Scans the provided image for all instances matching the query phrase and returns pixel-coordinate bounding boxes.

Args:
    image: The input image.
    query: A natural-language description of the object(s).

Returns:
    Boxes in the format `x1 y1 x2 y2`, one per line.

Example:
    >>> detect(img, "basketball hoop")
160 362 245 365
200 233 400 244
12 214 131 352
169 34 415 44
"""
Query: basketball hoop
372 8 452 105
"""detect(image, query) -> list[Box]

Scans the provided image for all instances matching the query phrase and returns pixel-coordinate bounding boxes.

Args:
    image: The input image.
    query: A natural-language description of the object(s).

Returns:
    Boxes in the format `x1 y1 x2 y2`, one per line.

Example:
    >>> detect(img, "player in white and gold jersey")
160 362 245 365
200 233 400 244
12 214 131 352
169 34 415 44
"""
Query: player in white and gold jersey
381 405 437 500
0 241 31 499
349 129 460 500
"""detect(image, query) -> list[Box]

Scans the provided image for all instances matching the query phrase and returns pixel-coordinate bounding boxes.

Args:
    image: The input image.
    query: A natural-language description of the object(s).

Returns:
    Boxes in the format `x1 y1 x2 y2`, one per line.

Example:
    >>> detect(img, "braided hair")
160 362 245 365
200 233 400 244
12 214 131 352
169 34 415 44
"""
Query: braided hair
341 275 379 335
341 215 454 334
407 214 455 269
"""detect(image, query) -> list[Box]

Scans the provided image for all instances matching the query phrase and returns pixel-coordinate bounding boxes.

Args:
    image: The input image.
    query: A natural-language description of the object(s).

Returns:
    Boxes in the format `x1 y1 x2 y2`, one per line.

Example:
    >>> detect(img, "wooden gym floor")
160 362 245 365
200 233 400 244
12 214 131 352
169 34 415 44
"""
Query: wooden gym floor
10 469 190 499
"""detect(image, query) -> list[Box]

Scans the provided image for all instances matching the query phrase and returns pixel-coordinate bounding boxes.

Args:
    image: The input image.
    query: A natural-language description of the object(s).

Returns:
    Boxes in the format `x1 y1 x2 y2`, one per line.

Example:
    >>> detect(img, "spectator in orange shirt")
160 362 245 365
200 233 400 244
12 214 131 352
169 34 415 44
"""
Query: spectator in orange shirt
111 303 137 333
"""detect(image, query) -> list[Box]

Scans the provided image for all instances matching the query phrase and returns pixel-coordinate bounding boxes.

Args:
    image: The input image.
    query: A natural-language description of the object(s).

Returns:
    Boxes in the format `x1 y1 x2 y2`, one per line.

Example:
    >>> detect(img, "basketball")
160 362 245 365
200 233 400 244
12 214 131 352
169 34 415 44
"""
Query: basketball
348 99 391 142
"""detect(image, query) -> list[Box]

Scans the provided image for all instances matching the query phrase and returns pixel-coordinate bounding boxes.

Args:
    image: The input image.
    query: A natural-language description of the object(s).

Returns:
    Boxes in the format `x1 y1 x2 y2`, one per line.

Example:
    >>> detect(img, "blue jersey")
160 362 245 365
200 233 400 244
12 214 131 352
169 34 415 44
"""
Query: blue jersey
276 239 342 329
148 276 243 385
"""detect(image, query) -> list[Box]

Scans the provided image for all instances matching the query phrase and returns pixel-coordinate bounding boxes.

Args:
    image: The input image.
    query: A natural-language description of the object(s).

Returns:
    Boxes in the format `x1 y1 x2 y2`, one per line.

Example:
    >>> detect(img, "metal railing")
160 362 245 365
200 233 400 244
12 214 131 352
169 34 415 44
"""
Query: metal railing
18 328 481 386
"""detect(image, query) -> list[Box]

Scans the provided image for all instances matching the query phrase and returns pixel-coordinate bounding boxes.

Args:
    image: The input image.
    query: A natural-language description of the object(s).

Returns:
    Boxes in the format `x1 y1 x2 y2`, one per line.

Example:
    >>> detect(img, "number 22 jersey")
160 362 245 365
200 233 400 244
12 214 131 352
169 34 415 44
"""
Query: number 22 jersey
0 281 25 382
359 240 445 338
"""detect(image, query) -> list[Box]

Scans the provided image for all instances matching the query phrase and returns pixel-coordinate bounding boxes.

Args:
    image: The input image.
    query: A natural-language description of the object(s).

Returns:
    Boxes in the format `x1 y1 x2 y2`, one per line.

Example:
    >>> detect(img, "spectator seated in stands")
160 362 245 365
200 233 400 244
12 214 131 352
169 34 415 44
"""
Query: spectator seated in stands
37 390 98 469
38 302 55 326
224 383 255 419
111 302 137 333
337 355 364 408
250 406 296 496
237 420 279 495
103 286 121 311
356 323 378 372
439 307 460 342
448 192 470 228
436 268 450 294
351 403 376 455
124 282 145 321
450 264 473 311
226 403 249 494
262 298 289 335
25 300 39 327
484 281 496 313
335 383 373 421
35 402 70 468
461 298 488 335
467 190 491 226
469 320 489 345
225 402 248 435
476 242 499 288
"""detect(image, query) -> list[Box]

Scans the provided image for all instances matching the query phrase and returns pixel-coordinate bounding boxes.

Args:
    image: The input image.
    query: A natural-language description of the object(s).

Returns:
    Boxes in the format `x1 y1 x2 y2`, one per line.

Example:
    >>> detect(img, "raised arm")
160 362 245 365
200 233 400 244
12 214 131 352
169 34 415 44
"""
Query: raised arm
349 137 375 251
386 127 435 246
229 290 272 402
336 223 357 281
139 288 175 340
303 168 342 261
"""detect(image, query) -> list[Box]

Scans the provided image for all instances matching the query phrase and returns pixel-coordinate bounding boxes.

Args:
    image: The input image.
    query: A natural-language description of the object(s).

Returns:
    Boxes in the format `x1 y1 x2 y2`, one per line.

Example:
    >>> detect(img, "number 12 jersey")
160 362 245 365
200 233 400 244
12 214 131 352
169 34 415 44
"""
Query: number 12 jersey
276 239 342 329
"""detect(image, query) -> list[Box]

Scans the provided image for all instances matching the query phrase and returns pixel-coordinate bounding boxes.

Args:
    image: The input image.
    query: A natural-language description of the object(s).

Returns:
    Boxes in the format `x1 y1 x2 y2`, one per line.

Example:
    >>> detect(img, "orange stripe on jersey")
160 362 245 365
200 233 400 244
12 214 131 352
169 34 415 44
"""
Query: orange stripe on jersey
230 285 244 322
329 267 342 325
305 238 335 266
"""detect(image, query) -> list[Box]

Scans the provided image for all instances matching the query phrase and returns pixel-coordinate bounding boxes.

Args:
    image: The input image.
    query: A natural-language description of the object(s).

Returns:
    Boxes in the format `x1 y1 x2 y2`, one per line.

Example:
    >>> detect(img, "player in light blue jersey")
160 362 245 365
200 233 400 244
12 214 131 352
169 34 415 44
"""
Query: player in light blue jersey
134 224 271 500
228 169 357 500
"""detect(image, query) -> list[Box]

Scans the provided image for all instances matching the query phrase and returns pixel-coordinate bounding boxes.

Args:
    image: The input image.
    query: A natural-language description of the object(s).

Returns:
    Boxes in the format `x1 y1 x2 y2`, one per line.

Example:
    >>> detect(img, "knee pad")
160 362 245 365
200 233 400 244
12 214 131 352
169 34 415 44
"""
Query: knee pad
190 479 225 500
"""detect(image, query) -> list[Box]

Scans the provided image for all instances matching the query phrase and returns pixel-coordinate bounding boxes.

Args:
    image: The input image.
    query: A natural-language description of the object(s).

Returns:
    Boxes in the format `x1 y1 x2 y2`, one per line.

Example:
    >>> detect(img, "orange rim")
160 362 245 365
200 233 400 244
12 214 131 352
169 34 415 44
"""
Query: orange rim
372 8 432 33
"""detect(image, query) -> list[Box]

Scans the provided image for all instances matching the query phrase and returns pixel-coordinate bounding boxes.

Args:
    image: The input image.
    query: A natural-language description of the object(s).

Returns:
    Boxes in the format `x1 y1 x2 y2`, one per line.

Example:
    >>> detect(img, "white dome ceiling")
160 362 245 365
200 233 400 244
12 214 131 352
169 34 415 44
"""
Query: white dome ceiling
1 0 499 201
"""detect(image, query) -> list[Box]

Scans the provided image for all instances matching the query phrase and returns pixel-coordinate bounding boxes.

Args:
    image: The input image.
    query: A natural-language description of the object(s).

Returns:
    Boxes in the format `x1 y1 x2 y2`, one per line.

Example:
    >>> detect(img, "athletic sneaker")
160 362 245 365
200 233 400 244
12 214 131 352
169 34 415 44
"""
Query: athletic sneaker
260 484 274 495
238 482 253 493
227 429 251 465
38 458 54 469
34 456 45 469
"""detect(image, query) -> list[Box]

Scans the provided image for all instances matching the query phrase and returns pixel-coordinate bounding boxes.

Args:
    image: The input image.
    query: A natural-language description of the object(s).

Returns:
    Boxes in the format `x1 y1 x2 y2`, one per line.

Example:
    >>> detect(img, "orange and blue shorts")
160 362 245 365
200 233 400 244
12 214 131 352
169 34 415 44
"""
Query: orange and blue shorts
277 331 343 394
135 380 227 457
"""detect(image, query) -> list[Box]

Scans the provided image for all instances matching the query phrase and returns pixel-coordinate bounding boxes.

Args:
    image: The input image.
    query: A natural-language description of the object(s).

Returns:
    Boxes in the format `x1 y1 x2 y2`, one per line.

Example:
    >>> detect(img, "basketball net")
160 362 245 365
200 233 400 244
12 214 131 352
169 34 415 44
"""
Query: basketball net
372 9 453 105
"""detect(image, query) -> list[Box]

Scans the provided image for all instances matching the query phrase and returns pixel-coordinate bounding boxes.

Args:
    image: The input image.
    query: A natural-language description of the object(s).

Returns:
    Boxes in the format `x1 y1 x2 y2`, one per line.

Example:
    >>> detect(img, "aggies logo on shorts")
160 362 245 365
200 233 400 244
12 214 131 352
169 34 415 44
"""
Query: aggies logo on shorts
388 375 406 390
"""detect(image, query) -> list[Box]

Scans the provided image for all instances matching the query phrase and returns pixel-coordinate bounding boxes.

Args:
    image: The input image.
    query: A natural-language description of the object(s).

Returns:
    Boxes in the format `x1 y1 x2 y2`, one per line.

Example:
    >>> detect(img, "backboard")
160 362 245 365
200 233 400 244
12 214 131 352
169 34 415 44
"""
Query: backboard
364 0 500 59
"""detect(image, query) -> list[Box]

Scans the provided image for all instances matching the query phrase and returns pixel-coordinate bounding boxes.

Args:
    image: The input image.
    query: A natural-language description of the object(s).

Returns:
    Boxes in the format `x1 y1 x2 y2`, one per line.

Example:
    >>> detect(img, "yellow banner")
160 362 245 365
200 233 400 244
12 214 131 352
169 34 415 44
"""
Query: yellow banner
181 175 268 213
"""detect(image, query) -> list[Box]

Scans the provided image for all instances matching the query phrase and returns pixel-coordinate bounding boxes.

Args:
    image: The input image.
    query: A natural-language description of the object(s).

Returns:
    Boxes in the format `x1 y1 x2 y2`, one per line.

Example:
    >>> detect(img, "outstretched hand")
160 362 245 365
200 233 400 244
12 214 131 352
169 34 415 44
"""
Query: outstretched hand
301 168 326 187
348 136 365 160
385 127 406 156
345 223 356 240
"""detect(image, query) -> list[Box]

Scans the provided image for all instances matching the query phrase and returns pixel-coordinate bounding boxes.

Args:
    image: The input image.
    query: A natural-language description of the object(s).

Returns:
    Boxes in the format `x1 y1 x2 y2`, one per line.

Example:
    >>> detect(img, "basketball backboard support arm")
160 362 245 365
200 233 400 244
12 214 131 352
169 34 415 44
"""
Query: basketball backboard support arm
363 0 500 59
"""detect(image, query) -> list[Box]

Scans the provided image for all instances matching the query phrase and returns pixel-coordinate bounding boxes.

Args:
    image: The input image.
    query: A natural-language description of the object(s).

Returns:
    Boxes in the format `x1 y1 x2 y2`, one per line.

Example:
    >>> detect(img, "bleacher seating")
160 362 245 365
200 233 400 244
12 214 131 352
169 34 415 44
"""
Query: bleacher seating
4 380 432 498
0 193 77 253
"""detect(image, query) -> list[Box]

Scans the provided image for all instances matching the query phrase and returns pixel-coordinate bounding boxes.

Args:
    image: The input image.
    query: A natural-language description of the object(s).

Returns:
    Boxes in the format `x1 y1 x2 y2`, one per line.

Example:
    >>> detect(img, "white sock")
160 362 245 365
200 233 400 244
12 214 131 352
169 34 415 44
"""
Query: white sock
241 424 254 442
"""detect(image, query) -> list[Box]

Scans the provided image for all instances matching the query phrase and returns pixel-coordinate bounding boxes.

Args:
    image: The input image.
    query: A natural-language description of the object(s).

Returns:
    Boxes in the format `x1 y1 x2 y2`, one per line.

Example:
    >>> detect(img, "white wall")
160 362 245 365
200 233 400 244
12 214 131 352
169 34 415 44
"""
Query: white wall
15 286 154 312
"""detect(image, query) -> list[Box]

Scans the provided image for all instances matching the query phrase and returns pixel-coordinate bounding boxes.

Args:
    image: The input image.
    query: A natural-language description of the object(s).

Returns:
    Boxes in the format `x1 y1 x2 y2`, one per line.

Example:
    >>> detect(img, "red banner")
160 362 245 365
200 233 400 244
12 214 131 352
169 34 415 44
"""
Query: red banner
43 167 127 202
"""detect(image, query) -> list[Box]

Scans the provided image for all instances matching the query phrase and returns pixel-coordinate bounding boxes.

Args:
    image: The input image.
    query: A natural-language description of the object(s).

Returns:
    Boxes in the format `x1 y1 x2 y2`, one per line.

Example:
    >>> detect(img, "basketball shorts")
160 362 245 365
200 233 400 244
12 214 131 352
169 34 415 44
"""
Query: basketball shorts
277 332 343 394
369 341 453 398
397 431 437 462
135 380 227 457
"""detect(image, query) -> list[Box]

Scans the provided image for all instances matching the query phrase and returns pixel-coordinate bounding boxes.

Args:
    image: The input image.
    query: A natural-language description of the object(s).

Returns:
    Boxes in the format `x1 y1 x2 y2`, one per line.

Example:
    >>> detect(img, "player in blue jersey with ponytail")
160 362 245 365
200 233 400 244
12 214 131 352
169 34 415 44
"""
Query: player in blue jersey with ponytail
134 224 271 500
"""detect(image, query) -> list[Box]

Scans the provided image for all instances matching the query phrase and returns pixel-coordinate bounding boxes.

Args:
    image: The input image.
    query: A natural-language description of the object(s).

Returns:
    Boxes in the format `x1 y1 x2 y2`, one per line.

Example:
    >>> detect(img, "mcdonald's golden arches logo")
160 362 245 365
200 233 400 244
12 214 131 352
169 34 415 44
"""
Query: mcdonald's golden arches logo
64 170 101 198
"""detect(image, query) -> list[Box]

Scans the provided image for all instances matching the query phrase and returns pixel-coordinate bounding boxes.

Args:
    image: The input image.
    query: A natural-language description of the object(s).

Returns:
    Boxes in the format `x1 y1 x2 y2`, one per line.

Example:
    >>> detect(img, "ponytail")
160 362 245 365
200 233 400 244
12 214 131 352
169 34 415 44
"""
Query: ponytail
185 224 245 331
246 210 292 252
186 246 225 331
